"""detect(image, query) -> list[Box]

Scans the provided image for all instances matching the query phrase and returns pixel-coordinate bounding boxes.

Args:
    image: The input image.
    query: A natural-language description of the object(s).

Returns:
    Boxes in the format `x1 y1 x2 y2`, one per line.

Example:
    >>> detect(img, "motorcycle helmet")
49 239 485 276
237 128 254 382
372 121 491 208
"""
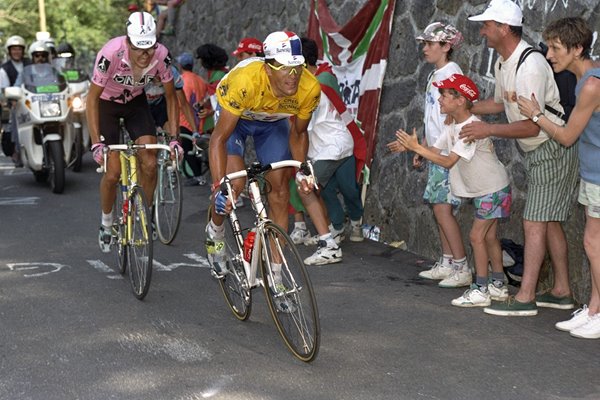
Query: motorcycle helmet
28 40 50 60
57 42 75 58
126 11 157 49
5 35 26 50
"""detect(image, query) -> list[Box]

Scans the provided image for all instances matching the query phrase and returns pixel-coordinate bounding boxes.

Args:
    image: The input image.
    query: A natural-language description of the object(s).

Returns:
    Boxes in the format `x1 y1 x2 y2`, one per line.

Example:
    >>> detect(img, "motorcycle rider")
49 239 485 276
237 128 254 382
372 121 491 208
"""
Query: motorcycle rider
87 11 180 252
1 35 30 166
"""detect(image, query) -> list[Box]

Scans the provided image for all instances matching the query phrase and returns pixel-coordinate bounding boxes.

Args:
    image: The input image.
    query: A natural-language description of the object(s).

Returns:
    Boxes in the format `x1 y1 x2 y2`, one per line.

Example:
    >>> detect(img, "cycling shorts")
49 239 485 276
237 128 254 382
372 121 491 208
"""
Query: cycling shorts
98 95 156 145
226 118 291 165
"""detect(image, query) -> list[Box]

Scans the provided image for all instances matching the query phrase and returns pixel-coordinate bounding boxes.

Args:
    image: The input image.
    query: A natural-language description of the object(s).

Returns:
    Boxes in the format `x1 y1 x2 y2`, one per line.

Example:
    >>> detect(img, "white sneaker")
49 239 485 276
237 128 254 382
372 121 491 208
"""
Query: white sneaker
205 224 227 279
290 227 310 245
304 240 342 265
488 282 509 301
304 234 320 246
438 268 472 288
419 262 453 280
556 305 591 332
331 226 345 244
349 222 364 242
570 313 600 339
451 285 491 307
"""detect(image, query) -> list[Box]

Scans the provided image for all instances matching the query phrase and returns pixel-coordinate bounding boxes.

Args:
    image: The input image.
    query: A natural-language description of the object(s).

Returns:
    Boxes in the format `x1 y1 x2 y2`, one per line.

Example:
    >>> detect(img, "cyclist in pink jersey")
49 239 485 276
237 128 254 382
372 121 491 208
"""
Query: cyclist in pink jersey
87 11 181 252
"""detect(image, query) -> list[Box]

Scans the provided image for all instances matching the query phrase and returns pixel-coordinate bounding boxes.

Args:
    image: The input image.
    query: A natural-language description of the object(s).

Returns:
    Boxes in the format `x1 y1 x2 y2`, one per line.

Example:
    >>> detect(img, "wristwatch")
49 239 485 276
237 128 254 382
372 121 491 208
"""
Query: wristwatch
532 112 544 124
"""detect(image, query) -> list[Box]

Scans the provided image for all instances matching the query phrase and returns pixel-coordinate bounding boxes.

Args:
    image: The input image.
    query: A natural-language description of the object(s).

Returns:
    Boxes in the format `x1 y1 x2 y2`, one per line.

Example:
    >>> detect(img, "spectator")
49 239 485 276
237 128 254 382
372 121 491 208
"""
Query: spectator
398 22 470 288
395 74 512 307
176 52 211 186
289 37 365 246
462 0 578 316
232 37 264 62
195 43 229 134
155 0 184 37
517 17 600 339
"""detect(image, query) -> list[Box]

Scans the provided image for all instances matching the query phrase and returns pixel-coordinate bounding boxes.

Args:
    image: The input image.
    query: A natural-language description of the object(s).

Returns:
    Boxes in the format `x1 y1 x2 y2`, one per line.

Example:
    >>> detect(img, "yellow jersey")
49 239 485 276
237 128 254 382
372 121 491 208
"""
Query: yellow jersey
216 58 321 122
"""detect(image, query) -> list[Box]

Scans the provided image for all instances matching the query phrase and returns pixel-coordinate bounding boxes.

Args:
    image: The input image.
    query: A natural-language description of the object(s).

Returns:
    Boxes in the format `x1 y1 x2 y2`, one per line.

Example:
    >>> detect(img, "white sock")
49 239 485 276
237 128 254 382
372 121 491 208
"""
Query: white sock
452 257 468 271
208 219 225 238
441 254 453 268
101 211 113 228
294 221 307 231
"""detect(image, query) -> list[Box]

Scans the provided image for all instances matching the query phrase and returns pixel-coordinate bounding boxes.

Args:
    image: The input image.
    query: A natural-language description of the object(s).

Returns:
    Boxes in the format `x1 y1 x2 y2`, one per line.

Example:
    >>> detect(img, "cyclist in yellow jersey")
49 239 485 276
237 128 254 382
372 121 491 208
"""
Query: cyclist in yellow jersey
205 31 342 278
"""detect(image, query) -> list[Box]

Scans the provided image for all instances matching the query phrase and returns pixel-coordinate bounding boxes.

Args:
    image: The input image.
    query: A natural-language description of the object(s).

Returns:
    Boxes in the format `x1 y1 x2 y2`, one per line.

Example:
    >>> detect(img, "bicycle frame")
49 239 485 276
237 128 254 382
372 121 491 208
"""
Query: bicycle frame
219 160 314 289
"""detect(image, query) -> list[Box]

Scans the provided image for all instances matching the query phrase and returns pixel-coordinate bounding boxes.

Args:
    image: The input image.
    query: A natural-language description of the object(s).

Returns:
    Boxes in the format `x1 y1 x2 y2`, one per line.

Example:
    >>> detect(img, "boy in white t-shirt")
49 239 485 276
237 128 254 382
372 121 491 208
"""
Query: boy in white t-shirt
396 74 512 307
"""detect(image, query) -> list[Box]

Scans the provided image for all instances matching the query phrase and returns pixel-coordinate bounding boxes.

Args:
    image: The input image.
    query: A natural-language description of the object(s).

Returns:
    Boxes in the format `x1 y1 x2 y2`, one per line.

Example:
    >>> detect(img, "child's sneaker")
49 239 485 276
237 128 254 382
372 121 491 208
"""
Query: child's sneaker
419 261 453 280
488 281 509 301
451 284 491 307
304 240 342 265
438 268 471 288
290 227 310 245
555 305 591 332
569 314 600 339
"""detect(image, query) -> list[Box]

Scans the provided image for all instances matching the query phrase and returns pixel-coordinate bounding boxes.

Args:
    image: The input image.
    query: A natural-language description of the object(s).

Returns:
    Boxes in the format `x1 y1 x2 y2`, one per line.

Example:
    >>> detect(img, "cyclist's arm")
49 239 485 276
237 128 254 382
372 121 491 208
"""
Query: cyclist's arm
163 80 179 139
177 89 198 132
209 108 240 186
86 82 104 145
289 116 310 162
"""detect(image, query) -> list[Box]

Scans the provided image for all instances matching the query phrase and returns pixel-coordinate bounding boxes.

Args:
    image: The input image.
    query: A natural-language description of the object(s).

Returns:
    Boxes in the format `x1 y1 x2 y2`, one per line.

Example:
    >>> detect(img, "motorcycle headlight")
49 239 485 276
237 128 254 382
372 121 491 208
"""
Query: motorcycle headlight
71 96 83 111
40 101 61 117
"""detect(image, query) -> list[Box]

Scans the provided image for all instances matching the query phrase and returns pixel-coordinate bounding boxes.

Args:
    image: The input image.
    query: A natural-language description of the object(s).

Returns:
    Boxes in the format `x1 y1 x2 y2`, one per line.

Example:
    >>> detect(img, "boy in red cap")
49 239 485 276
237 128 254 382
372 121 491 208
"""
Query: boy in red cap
391 74 512 307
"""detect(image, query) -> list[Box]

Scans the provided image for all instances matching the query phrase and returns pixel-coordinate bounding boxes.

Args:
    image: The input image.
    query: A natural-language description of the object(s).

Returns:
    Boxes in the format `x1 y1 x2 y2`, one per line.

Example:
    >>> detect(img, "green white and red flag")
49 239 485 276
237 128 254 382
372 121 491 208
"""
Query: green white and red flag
307 0 396 185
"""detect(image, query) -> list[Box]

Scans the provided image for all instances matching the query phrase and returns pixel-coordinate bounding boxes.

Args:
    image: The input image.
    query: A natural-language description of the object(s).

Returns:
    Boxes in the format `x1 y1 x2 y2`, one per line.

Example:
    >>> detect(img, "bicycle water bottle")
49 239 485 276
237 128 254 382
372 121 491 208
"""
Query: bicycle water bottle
243 230 256 262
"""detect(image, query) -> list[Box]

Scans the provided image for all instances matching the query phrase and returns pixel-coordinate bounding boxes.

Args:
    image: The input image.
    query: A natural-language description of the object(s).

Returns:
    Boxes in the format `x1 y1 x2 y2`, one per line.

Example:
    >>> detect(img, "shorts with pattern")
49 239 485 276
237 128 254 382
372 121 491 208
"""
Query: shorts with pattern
423 162 461 206
473 186 512 220
578 179 600 218
524 139 579 222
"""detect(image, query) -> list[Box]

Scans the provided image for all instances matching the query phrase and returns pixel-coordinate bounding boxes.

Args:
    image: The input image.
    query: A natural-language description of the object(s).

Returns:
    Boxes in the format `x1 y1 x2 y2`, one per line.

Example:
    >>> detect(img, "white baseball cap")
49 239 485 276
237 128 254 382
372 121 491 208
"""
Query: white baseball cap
263 31 305 66
468 0 523 27
126 11 157 49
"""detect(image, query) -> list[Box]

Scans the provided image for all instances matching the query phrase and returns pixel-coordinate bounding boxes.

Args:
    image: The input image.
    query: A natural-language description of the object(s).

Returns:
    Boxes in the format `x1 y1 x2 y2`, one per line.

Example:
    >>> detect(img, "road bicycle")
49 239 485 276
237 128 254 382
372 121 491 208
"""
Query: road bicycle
102 141 172 300
154 130 183 244
209 160 320 362
179 131 210 185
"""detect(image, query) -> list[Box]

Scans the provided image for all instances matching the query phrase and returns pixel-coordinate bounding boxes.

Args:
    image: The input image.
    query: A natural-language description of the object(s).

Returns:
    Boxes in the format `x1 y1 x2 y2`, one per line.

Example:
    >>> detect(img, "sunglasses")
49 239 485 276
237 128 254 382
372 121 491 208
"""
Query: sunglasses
32 52 48 59
266 62 305 76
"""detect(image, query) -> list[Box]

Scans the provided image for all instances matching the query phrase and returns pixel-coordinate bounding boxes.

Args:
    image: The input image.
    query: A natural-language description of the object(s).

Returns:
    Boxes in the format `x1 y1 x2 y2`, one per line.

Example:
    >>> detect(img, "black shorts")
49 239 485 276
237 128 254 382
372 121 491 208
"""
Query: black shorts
98 95 156 145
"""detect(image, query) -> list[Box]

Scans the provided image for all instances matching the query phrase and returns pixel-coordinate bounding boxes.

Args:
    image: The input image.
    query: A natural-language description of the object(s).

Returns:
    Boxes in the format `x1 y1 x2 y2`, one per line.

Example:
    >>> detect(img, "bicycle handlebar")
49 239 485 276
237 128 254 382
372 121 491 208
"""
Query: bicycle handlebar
219 160 306 184
96 143 175 173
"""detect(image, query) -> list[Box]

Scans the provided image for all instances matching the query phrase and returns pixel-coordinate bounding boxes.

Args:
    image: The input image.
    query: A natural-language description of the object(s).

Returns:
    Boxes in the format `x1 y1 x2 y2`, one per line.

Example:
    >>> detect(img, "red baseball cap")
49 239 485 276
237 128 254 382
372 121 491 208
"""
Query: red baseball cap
232 37 263 55
433 74 480 102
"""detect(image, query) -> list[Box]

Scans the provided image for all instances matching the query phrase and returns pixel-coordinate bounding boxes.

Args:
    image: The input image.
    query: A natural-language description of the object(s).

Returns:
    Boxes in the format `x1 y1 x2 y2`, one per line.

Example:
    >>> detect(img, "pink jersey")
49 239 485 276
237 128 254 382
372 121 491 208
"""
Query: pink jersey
91 36 173 104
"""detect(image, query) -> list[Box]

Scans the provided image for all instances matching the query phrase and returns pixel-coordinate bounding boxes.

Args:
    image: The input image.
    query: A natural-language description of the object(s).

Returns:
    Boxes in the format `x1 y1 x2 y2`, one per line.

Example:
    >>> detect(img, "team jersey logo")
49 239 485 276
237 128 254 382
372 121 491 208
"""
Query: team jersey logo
97 56 110 73
164 54 172 67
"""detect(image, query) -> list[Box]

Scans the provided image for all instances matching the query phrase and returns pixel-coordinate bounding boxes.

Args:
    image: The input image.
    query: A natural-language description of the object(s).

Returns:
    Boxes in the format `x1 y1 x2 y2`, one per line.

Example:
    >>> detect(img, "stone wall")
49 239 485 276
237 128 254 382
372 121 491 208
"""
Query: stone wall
166 0 600 302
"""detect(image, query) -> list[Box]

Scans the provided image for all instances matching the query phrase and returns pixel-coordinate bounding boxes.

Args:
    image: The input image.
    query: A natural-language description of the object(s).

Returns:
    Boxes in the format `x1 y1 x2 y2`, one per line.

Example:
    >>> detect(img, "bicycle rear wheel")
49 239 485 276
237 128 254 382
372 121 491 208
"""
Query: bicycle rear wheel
113 189 127 275
260 222 320 362
128 187 153 300
154 160 183 244
208 206 252 321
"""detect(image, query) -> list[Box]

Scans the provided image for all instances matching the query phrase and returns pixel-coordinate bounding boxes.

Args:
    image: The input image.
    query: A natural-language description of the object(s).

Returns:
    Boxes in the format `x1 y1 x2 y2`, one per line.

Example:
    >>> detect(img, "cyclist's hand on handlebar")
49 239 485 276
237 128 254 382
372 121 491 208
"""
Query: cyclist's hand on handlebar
295 169 315 194
169 139 184 162
91 143 106 165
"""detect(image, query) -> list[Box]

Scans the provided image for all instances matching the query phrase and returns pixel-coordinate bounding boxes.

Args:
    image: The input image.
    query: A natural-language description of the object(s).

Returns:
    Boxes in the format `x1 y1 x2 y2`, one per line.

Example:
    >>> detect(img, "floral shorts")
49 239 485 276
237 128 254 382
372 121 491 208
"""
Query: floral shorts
423 163 461 206
473 185 512 220
578 179 600 218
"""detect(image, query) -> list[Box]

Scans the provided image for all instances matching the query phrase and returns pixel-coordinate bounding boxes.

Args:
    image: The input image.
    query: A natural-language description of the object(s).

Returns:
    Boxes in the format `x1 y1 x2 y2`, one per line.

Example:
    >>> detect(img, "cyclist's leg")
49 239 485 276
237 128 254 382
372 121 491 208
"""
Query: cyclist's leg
125 95 159 206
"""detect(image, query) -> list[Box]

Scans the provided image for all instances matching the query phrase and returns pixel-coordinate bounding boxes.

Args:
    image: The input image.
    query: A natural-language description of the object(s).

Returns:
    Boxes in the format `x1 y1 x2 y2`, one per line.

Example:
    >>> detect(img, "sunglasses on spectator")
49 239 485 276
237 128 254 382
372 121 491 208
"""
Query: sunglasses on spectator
32 52 48 59
266 62 305 76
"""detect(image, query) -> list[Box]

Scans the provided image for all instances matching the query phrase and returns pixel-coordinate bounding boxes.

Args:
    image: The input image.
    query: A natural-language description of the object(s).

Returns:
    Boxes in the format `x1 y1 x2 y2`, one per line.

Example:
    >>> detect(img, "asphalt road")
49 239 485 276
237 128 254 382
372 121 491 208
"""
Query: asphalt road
1 153 598 400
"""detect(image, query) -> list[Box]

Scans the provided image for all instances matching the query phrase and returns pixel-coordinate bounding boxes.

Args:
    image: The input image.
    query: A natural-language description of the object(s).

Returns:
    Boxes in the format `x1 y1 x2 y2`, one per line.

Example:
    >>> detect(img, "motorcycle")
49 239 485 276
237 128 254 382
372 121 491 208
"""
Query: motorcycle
61 67 90 172
4 63 83 193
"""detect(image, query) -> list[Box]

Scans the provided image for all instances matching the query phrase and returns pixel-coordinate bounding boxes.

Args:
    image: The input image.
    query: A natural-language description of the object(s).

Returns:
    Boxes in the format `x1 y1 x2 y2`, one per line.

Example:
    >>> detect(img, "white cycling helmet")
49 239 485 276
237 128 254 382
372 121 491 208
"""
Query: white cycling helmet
5 35 26 50
28 40 50 58
126 11 157 49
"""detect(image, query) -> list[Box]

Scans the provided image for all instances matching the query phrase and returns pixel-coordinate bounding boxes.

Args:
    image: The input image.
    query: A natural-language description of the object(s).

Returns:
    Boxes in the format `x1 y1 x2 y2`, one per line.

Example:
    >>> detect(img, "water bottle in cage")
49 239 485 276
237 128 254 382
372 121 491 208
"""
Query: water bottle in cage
243 230 257 262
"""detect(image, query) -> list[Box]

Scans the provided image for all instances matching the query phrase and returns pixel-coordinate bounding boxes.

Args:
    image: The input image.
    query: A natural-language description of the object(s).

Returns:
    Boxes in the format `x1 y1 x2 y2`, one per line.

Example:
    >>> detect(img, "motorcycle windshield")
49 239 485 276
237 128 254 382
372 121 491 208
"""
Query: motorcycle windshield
22 64 68 94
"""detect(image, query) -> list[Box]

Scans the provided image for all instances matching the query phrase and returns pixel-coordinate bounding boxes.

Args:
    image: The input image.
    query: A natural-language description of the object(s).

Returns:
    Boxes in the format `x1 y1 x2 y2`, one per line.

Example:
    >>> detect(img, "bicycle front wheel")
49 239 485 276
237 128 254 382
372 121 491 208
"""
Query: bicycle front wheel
260 222 320 362
207 206 252 321
154 162 183 244
128 187 153 300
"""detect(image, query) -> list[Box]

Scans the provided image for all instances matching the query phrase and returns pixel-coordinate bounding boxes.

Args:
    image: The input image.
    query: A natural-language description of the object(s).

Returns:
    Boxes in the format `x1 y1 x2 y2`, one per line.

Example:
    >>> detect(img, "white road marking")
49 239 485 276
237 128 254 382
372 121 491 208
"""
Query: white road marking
86 260 123 279
0 197 40 205
7 262 68 277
